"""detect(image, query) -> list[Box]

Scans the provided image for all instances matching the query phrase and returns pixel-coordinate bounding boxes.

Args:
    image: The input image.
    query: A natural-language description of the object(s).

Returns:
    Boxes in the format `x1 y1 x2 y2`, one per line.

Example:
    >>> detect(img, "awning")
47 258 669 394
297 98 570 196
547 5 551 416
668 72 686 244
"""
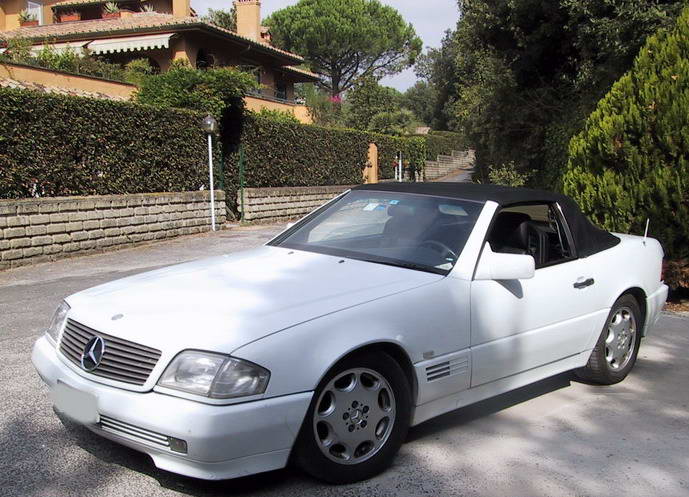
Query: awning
33 40 91 56
87 33 174 55
1 41 90 56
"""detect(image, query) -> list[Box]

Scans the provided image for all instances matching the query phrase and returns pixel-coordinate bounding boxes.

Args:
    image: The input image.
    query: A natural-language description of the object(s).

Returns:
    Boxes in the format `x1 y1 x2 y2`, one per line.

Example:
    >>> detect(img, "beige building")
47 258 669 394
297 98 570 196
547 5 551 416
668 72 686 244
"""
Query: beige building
0 0 317 122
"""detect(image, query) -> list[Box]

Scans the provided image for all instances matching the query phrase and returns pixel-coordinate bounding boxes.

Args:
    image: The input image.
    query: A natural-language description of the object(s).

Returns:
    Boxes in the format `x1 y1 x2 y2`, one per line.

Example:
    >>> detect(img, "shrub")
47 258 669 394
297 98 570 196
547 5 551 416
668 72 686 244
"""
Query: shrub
0 88 212 199
368 109 418 136
301 84 347 127
103 2 120 14
124 58 155 85
1 43 127 82
251 108 301 124
18 9 37 23
487 162 530 187
345 76 402 130
563 7 689 287
423 131 467 160
134 63 257 117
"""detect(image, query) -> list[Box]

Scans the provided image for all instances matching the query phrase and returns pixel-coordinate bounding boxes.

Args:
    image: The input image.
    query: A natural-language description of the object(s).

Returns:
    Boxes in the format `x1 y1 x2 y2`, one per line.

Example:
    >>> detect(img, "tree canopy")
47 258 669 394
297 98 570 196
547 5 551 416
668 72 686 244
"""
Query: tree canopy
134 63 257 118
418 0 684 188
203 7 236 32
345 76 401 130
264 0 422 96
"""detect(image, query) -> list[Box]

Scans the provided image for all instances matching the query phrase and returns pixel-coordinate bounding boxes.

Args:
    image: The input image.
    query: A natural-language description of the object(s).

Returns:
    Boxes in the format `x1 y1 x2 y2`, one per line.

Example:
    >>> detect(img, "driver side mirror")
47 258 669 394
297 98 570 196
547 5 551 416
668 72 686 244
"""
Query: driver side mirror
474 243 535 281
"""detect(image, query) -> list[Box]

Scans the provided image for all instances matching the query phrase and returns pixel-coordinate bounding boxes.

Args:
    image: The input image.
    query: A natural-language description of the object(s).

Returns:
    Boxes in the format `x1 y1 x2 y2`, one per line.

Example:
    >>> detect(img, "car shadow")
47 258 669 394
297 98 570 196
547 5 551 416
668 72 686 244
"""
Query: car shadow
55 410 301 496
407 372 572 442
56 373 574 496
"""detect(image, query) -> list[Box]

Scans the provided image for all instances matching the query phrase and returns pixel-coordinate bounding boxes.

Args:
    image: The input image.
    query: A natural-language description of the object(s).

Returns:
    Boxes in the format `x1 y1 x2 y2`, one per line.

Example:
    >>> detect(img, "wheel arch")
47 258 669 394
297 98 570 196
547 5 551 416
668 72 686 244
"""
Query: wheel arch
619 287 648 335
325 341 418 406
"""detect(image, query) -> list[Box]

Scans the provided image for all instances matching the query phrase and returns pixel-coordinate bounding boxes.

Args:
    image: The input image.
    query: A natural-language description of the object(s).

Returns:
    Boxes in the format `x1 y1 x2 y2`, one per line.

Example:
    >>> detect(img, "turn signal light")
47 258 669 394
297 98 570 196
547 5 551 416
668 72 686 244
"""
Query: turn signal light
168 437 188 454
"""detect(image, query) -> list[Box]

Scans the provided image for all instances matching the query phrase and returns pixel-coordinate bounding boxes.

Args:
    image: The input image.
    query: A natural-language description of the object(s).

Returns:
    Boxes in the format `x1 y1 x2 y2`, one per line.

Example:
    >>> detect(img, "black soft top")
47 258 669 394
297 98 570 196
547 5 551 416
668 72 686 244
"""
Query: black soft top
354 182 619 258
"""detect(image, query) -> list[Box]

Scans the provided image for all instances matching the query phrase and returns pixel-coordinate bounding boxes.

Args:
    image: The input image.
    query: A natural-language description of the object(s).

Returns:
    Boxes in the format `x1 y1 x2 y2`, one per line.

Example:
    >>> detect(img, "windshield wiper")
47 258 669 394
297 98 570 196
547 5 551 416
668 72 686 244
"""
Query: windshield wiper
358 258 445 274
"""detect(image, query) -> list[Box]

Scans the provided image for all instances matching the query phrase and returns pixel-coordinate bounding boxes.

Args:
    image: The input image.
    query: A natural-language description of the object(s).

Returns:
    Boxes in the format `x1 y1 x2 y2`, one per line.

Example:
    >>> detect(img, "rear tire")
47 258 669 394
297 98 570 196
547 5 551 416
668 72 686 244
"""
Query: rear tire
575 294 642 385
293 351 412 484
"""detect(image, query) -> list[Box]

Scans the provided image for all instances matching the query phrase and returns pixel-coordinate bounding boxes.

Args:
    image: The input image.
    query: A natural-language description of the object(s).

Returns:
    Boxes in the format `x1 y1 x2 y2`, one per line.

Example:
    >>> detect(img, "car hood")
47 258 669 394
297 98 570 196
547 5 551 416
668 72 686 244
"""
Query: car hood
66 246 441 355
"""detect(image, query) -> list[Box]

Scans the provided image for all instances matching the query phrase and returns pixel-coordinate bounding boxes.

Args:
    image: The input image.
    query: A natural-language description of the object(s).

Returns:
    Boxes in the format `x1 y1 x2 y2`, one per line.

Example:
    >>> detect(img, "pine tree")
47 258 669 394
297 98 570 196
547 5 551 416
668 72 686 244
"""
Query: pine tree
563 7 689 287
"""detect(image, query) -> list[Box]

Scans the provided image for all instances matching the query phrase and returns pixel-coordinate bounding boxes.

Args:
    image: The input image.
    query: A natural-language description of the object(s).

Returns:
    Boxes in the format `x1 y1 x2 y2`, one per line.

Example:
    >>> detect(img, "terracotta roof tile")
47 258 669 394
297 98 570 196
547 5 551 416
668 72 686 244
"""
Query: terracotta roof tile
1 13 304 64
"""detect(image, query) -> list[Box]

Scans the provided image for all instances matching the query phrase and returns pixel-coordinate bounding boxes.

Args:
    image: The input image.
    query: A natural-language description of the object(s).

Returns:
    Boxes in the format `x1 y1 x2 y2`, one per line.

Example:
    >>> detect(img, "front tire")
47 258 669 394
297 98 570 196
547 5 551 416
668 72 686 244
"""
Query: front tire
576 294 642 385
293 351 412 484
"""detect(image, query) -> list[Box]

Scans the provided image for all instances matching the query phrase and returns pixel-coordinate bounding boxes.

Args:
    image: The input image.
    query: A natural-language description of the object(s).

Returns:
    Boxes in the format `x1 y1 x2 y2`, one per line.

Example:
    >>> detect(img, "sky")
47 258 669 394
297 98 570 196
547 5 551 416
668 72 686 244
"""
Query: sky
193 0 460 91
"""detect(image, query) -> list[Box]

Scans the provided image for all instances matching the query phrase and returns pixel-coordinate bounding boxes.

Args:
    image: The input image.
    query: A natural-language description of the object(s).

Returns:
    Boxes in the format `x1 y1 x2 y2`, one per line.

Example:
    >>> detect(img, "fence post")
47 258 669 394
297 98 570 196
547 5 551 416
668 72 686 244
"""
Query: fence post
366 143 379 184
239 144 246 221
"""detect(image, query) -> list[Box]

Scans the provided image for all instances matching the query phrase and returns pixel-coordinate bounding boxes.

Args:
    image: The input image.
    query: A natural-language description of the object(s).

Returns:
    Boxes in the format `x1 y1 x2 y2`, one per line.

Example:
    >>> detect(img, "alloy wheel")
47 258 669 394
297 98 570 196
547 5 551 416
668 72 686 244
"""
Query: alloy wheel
312 368 396 465
605 306 637 370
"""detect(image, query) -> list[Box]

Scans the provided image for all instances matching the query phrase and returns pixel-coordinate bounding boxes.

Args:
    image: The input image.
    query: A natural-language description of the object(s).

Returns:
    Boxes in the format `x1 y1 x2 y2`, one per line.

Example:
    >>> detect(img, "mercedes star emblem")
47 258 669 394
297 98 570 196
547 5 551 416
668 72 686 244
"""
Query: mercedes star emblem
81 336 105 371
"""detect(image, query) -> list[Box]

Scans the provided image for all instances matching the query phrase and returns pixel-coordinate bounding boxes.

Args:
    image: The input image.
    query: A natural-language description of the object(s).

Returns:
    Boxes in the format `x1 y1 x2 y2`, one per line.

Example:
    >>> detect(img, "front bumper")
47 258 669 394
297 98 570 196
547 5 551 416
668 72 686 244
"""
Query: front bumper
31 335 312 480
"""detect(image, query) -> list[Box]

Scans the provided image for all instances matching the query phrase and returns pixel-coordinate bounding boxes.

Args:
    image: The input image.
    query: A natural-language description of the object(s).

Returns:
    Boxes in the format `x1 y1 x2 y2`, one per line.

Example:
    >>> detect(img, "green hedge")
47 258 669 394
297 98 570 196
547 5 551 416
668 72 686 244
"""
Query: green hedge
563 6 689 286
422 131 468 161
225 115 369 192
374 134 426 179
1 88 444 220
0 88 213 199
223 115 429 212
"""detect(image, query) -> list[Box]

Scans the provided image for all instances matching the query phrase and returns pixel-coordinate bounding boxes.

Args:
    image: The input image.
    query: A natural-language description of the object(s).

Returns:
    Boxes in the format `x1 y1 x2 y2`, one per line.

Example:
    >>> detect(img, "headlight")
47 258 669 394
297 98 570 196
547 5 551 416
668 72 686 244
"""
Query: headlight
158 351 270 399
46 301 70 344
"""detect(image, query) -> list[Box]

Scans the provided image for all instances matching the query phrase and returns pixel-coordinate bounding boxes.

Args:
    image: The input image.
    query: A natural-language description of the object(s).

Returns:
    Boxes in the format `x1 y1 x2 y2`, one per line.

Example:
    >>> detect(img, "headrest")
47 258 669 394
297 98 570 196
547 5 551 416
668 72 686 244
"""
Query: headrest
492 211 530 235
489 211 531 249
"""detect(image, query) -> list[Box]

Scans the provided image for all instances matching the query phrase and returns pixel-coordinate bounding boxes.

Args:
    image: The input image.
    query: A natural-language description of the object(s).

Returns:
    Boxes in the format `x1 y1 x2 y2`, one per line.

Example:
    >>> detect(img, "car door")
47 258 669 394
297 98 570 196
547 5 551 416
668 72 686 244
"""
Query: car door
469 203 602 387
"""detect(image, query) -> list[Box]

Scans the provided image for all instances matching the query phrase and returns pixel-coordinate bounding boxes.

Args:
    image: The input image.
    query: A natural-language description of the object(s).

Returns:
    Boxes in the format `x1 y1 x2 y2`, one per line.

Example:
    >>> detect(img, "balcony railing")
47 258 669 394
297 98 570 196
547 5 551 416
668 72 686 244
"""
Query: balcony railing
248 88 296 105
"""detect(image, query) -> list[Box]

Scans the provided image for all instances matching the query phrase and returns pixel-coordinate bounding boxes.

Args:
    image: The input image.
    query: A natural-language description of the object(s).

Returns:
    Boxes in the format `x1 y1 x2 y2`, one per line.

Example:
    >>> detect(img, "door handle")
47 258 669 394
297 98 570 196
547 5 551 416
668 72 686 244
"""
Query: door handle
573 278 595 289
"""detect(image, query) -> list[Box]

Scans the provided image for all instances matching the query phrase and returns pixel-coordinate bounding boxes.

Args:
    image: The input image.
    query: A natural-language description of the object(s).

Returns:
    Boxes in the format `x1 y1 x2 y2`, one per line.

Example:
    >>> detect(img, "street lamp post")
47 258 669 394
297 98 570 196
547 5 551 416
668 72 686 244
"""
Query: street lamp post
202 114 218 231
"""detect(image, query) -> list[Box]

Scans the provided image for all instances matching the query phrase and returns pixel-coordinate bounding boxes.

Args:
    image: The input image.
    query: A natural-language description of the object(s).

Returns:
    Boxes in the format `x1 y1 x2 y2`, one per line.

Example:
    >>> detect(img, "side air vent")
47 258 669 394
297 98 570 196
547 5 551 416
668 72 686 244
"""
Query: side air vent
426 358 469 382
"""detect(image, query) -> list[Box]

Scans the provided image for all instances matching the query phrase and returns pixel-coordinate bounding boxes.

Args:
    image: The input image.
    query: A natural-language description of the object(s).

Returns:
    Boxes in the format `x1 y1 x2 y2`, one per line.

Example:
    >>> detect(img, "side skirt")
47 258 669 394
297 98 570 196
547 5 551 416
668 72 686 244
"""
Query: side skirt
411 350 590 426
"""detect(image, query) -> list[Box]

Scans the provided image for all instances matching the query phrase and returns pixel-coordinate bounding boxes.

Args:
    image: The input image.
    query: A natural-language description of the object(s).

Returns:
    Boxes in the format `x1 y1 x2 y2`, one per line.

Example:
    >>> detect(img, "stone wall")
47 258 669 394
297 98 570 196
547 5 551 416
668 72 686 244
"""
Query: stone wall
425 150 475 181
239 185 354 222
0 191 226 270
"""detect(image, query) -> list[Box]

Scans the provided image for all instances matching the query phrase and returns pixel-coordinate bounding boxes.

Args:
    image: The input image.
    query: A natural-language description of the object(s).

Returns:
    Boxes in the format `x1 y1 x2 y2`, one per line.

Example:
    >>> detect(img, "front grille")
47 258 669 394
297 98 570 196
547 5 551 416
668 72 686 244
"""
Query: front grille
99 415 170 448
59 319 162 386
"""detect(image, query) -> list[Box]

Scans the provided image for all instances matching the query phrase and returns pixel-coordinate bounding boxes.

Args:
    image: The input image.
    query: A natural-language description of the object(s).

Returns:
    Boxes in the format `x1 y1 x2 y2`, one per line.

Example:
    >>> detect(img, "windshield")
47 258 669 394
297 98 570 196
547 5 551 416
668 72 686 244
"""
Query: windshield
269 190 484 274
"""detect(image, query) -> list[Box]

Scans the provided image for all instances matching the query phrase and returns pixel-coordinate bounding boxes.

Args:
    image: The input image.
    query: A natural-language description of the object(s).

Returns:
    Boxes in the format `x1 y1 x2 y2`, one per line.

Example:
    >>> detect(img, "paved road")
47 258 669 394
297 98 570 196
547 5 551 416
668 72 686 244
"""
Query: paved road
441 169 473 183
1 226 688 497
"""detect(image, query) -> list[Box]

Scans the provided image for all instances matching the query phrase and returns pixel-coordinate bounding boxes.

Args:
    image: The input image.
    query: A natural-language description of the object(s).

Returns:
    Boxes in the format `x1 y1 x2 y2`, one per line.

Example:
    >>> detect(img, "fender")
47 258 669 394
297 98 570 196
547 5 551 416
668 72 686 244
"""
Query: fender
232 276 473 405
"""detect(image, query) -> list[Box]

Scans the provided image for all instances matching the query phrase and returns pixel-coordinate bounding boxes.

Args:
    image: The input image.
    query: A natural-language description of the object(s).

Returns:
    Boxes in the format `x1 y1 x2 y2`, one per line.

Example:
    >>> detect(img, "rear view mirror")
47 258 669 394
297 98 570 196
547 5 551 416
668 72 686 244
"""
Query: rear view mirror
474 243 535 281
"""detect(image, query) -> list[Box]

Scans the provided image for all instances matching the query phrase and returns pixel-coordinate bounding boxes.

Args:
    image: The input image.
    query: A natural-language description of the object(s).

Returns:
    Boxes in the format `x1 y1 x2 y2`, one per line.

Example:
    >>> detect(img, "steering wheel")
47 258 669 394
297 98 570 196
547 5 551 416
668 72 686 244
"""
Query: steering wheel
419 240 458 261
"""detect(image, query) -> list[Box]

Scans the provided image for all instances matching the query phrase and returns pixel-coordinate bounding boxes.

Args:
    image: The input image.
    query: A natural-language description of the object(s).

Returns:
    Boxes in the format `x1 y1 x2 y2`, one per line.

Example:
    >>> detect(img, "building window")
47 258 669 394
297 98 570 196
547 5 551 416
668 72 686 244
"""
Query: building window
196 50 216 70
275 82 287 101
27 1 44 25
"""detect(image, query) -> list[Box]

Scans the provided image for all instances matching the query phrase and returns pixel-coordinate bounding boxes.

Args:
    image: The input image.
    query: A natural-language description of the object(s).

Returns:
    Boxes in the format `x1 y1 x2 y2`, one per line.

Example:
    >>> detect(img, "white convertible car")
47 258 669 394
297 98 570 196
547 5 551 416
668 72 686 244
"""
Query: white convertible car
32 182 668 483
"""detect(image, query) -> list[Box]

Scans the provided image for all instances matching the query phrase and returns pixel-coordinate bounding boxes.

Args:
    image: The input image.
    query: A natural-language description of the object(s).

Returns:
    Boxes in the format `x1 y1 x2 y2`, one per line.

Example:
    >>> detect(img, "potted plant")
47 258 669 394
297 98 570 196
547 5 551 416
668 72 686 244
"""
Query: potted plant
59 9 82 22
102 2 121 19
18 9 39 27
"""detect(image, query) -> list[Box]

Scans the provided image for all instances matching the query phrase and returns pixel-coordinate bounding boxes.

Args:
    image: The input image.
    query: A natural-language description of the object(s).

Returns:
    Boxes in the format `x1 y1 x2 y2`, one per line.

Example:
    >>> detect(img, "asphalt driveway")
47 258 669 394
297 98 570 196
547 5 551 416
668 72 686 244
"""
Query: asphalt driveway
1 226 687 497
